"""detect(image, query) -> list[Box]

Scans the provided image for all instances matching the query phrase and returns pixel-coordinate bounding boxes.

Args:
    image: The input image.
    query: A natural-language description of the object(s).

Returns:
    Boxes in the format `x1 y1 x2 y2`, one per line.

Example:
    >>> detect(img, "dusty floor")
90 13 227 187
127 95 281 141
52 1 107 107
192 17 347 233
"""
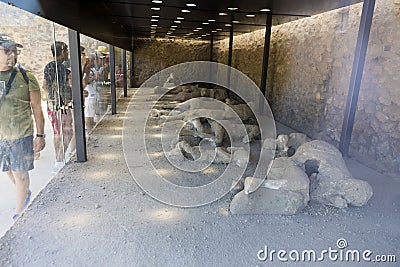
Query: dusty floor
0 89 399 266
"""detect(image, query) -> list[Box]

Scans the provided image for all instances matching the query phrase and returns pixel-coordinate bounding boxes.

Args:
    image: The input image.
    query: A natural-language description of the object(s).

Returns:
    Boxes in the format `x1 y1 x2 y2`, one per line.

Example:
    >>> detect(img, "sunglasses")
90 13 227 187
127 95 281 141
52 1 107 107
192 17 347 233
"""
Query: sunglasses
0 47 21 55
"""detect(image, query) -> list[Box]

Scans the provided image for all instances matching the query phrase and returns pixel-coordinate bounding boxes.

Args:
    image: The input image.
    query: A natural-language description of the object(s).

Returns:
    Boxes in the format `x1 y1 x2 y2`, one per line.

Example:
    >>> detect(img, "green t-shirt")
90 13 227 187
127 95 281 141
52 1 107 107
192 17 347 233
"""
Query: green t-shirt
0 67 40 140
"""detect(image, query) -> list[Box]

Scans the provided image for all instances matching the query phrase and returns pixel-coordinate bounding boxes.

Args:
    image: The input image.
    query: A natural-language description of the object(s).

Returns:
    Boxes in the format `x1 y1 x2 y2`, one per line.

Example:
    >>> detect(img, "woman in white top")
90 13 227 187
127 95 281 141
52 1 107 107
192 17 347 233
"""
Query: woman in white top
83 54 98 133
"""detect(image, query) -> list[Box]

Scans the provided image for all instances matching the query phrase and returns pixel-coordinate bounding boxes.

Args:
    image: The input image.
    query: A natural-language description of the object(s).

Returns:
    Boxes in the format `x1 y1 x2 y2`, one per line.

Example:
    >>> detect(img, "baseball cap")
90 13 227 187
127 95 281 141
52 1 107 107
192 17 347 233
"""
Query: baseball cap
0 34 23 48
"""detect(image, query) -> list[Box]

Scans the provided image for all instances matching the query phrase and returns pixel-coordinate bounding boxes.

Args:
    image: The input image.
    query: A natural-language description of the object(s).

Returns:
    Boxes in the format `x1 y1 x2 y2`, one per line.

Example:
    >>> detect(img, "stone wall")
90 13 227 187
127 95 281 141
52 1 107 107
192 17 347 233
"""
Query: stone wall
0 2 128 88
132 38 210 87
215 0 400 176
2 1 399 176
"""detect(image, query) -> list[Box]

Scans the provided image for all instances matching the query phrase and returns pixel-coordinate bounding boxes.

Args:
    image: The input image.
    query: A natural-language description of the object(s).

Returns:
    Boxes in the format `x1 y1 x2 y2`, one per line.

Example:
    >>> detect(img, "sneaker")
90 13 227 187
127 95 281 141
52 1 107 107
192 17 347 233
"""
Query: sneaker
12 190 32 221
52 161 65 174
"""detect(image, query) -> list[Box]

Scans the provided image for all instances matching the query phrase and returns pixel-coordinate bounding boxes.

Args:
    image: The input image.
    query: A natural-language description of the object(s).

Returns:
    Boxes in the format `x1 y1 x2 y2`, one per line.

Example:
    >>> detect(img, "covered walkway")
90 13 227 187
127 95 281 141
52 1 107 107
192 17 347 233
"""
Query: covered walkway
0 89 398 266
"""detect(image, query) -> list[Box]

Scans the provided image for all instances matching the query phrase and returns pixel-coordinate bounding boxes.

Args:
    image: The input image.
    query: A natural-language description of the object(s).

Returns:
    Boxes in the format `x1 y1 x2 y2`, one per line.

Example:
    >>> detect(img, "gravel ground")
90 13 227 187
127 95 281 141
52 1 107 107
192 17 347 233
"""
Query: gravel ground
0 89 399 267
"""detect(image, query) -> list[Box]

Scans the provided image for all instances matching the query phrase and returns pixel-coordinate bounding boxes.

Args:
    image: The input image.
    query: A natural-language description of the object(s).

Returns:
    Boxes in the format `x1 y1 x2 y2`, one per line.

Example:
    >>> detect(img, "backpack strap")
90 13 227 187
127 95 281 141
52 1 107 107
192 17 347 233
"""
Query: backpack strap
5 67 29 95
5 68 18 95
19 67 29 84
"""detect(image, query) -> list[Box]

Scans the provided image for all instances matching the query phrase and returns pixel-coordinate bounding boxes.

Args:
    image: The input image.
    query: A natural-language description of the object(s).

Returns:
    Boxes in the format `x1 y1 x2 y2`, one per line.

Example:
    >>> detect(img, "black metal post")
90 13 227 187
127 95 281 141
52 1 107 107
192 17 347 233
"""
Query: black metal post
109 45 117 115
339 0 376 157
260 14 272 97
227 24 234 90
228 25 233 67
210 32 214 62
208 33 214 86
258 13 273 114
130 51 134 88
123 49 127 97
67 29 87 162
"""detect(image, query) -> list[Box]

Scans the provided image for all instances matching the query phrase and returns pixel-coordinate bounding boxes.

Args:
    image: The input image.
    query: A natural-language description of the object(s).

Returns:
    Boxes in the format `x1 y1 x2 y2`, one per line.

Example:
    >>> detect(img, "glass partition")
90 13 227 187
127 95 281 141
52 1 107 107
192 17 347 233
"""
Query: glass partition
0 3 73 235
0 2 125 236
114 47 124 97
79 35 112 132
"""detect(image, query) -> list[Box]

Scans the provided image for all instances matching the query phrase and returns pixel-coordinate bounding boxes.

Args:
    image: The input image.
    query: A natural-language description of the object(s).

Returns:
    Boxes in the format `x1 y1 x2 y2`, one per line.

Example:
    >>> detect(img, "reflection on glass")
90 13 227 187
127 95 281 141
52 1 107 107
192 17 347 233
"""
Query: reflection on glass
0 34 45 221
42 39 74 173
0 2 131 233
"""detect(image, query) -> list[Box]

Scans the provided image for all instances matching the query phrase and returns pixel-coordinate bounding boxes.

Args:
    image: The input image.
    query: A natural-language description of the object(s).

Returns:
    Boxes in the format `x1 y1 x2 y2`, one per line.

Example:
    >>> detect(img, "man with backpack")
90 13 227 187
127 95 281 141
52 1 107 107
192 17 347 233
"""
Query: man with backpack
0 34 45 220
42 41 74 173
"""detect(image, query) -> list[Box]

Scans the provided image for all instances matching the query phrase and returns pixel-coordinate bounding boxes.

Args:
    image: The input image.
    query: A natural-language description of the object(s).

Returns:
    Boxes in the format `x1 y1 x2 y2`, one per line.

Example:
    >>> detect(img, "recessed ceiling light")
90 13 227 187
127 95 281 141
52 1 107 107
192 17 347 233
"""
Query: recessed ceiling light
177 17 184 20
151 15 159 18
196 27 203 30
197 37 202 39
182 9 190 13
225 23 232 27
193 29 199 32
152 0 162 3
201 34 206 37
227 7 238 11
186 3 196 7
246 14 255 17
219 12 228 16
202 22 209 25
170 28 176 30
260 8 270 12
232 20 239 23
211 30 217 33
151 24 158 27
151 7 160 11
171 25 178 28
216 28 222 31
208 19 216 22
174 20 182 23
151 19 158 22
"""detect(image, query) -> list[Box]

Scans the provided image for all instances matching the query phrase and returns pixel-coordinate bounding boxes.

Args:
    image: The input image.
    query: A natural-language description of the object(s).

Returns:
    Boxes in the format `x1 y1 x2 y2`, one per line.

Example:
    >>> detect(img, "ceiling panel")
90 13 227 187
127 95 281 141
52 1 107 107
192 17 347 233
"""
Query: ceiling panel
1 0 363 50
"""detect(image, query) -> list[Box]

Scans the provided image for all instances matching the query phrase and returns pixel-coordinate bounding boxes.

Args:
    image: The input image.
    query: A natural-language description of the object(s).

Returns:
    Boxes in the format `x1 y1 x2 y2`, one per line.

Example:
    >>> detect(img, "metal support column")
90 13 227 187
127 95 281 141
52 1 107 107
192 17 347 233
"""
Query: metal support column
228 25 233 67
130 51 134 88
260 14 272 97
109 45 117 115
208 33 214 86
258 13 273 114
227 25 234 90
123 49 127 97
210 32 214 62
339 0 376 157
67 29 86 162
